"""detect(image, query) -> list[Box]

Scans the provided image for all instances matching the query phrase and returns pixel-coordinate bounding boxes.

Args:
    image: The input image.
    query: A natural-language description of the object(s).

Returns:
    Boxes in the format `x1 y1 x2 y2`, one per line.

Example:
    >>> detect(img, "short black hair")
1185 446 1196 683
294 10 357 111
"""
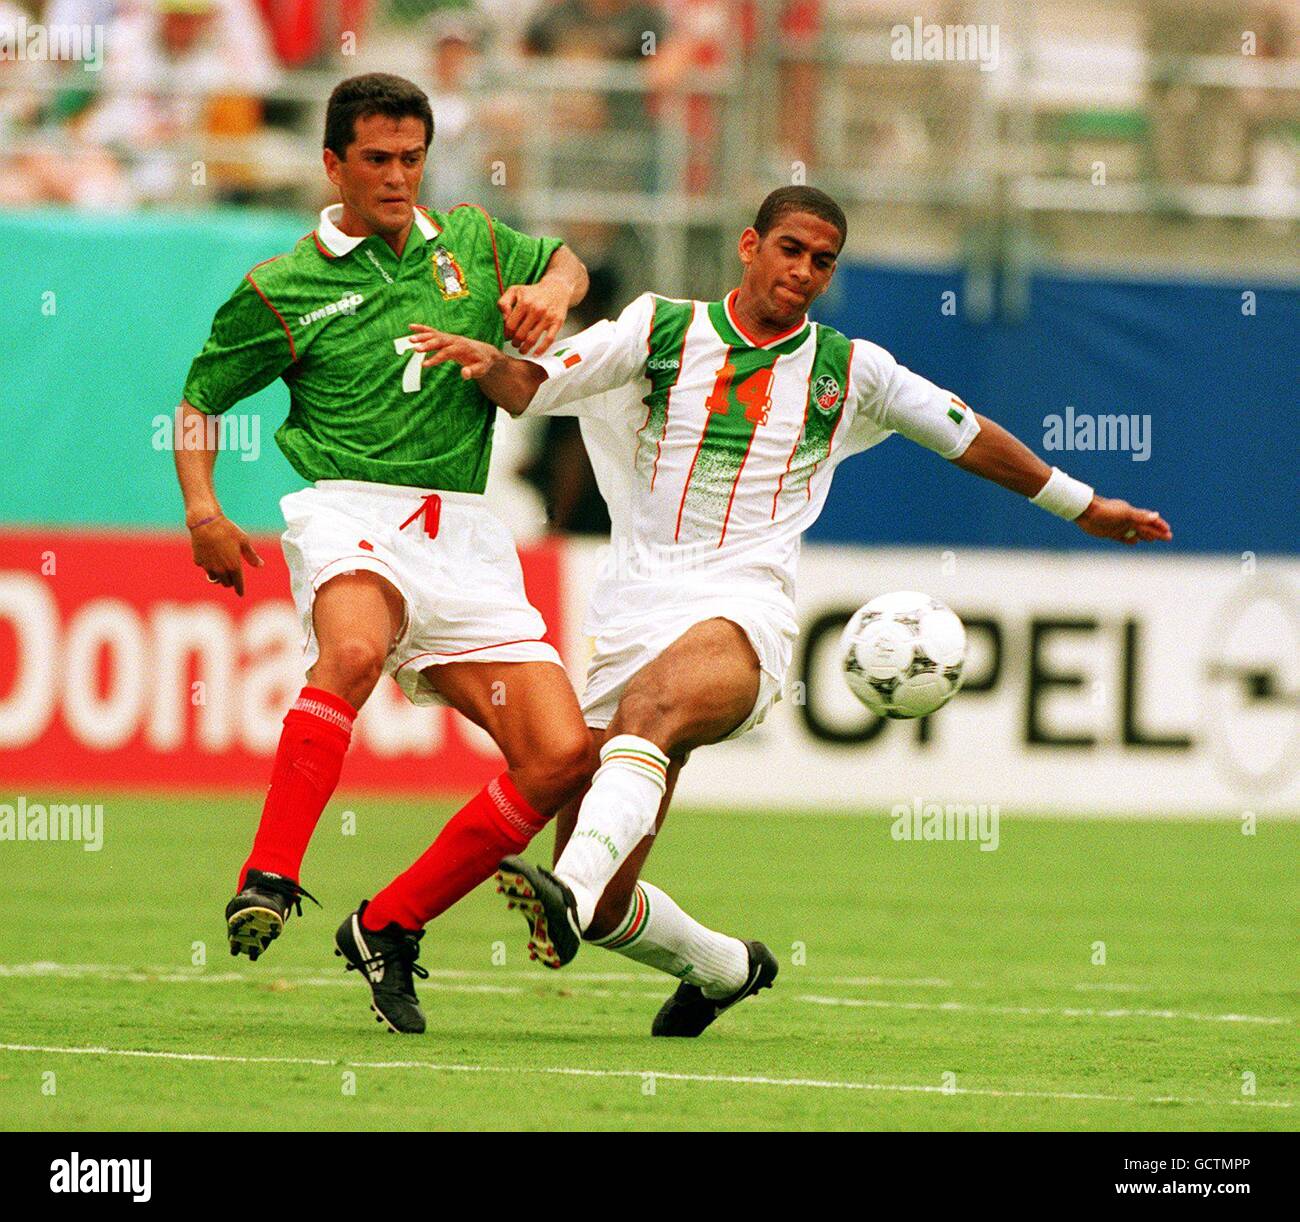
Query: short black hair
753 186 848 252
324 73 434 158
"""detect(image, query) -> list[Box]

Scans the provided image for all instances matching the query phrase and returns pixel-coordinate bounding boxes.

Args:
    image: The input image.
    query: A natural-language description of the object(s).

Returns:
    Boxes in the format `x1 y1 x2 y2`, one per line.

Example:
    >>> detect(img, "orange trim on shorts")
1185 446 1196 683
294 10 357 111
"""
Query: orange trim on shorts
309 553 402 591
393 638 553 676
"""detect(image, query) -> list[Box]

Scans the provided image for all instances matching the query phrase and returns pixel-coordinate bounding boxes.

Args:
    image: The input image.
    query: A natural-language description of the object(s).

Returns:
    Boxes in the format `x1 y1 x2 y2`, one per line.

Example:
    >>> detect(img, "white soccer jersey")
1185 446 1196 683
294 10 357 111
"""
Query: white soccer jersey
527 290 979 628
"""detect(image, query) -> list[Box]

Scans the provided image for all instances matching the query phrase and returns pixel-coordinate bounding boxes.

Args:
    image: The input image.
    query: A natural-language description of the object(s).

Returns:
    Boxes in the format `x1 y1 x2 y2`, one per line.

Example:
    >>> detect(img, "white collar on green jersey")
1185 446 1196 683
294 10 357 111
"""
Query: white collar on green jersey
316 204 439 257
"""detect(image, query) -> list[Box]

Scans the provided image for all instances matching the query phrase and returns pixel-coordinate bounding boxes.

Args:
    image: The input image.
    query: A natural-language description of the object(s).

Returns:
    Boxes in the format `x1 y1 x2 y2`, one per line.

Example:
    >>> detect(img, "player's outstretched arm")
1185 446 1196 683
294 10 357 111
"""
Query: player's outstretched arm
498 245 589 356
408 326 545 416
173 399 264 595
953 413 1172 545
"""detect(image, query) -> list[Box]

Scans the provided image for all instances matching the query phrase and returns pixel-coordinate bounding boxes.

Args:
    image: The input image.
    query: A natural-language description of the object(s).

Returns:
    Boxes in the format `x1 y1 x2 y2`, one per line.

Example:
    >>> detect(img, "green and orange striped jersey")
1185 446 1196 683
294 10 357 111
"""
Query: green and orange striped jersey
526 290 980 620
183 204 562 492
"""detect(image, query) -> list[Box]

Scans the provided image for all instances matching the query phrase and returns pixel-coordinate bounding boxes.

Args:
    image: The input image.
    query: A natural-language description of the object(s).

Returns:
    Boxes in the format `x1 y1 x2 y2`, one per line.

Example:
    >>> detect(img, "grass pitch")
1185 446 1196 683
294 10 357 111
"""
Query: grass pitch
0 793 1294 1131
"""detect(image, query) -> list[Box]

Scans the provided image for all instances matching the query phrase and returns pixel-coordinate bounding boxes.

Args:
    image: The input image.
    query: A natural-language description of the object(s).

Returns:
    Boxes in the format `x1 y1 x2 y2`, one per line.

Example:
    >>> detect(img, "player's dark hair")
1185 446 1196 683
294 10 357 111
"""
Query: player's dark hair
324 73 434 157
753 187 848 252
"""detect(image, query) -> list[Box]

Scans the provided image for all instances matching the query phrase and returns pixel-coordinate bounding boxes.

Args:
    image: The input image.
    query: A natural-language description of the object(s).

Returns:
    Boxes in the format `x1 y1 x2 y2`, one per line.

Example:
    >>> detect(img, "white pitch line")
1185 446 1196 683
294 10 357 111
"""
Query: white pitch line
0 963 950 988
16 970 530 997
0 963 664 1000
820 975 954 988
797 995 1290 1026
0 1042 1290 1110
3 964 1290 1025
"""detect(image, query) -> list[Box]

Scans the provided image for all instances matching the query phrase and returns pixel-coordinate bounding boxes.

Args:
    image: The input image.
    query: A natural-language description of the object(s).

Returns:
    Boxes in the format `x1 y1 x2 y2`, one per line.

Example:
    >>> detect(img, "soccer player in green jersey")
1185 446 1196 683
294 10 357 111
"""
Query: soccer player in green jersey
408 185 1172 1037
175 74 595 1034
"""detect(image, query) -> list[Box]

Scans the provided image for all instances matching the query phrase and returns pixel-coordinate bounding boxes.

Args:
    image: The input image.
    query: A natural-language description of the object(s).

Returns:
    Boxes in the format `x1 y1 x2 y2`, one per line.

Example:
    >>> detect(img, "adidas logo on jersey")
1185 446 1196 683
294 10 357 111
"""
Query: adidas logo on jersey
647 356 680 371
299 292 364 326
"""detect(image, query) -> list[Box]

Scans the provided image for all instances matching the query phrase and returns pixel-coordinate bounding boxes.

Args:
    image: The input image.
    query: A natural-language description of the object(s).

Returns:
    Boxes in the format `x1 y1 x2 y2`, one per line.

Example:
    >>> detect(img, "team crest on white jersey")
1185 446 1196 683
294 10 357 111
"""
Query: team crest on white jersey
814 374 841 412
432 247 469 300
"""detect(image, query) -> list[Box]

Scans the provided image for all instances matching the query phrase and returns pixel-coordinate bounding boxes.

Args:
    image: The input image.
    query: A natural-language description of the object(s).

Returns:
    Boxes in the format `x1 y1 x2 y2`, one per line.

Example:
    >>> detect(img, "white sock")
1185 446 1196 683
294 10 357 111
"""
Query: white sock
554 734 670 930
589 881 749 999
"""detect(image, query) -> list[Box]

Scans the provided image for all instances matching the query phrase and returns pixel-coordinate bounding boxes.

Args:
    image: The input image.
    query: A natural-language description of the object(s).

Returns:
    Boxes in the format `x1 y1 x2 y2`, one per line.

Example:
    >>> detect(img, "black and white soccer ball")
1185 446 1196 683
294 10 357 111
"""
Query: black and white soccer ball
840 591 966 719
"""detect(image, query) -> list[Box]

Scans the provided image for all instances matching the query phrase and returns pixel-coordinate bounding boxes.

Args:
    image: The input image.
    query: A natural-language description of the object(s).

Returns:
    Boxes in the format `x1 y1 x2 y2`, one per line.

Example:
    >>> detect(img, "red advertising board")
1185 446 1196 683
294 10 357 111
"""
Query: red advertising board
0 528 564 793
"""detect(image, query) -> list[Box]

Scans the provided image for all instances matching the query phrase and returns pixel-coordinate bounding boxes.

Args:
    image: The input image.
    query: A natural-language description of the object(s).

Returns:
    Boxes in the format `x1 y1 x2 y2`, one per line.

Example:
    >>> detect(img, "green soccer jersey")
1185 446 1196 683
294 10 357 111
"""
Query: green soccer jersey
183 204 563 492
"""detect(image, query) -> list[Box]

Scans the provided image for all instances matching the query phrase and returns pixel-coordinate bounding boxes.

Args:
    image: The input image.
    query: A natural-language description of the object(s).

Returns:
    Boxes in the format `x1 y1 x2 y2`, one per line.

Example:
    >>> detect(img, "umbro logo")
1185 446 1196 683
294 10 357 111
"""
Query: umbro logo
299 292 364 326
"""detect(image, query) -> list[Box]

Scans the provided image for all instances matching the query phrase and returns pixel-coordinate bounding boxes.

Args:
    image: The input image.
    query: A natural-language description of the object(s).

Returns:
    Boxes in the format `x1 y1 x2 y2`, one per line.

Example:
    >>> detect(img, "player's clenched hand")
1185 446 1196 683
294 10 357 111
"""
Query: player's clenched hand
189 515 263 596
1076 496 1172 545
498 281 568 356
408 324 502 379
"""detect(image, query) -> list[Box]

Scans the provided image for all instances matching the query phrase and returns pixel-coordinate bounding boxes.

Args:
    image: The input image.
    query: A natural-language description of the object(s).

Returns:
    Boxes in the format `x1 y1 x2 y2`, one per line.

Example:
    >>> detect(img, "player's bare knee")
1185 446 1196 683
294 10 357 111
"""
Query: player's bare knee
526 731 596 810
314 637 387 702
567 732 602 793
610 685 679 750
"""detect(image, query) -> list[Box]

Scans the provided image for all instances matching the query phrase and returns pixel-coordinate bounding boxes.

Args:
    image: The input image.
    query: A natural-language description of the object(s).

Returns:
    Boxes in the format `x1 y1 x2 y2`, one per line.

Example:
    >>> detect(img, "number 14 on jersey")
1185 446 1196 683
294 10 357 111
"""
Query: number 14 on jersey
705 362 774 426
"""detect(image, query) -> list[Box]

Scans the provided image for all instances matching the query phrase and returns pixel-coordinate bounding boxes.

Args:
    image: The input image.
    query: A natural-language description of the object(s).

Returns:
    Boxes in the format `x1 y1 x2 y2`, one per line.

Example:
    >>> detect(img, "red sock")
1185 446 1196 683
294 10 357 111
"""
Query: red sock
238 686 356 889
363 772 548 931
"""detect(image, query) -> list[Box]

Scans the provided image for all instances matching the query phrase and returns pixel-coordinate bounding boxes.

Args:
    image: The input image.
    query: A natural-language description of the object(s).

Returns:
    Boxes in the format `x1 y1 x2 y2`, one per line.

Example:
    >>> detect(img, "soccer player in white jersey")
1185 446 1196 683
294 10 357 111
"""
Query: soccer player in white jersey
407 186 1172 1037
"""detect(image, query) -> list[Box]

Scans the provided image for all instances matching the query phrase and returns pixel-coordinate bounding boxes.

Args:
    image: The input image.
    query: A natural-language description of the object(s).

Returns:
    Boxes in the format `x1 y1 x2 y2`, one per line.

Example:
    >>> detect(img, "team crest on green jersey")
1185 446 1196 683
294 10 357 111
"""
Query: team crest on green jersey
814 374 841 412
432 247 469 300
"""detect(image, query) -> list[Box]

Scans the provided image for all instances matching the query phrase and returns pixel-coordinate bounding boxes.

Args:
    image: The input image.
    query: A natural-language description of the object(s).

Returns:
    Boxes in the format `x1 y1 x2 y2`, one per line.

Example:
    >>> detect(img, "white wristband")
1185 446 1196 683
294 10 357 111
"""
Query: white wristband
1030 467 1094 520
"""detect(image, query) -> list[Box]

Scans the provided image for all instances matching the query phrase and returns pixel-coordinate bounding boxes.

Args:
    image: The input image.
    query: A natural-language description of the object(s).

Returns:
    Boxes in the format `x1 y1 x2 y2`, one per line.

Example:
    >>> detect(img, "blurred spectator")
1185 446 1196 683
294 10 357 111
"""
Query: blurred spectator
648 1 819 189
92 0 278 100
0 2 43 203
645 0 728 192
516 0 669 333
43 0 119 30
474 0 546 48
1147 1 1296 190
514 1 669 530
521 0 668 256
0 0 134 205
0 2 42 140
252 0 373 67
78 0 279 202
414 10 556 209
525 0 666 136
419 9 486 207
525 0 664 60
771 0 819 170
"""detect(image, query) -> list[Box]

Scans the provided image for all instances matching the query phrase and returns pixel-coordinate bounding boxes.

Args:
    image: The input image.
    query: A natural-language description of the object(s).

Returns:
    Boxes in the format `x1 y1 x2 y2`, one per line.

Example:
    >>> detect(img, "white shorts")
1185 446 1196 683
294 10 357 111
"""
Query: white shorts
579 590 798 741
280 479 562 706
